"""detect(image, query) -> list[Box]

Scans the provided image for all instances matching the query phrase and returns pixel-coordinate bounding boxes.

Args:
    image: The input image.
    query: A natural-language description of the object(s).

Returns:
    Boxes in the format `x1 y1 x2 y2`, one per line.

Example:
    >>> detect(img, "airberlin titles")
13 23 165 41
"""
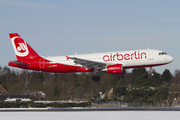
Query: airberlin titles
103 51 147 62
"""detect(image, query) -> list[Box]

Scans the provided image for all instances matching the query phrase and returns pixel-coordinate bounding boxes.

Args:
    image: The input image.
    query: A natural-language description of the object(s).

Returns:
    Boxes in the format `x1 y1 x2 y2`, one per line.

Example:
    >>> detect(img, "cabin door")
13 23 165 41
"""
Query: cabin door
39 58 45 68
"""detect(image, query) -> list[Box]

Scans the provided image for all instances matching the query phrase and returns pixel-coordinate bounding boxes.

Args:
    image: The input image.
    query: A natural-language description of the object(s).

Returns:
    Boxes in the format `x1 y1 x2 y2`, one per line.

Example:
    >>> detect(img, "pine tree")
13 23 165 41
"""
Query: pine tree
162 69 172 82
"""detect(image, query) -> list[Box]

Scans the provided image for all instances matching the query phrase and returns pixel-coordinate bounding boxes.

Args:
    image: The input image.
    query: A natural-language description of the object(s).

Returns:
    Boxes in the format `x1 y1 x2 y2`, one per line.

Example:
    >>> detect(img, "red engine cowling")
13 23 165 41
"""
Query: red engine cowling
106 64 125 75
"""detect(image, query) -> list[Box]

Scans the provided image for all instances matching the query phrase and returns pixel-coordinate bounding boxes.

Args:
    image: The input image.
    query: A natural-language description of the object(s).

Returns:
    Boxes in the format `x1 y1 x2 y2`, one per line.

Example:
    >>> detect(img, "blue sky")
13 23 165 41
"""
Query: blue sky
0 0 180 74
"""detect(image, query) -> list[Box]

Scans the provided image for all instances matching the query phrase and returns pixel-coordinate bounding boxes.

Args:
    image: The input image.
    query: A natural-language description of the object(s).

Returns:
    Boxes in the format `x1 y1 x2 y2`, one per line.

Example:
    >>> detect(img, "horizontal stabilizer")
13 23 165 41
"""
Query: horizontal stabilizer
8 61 30 68
10 61 30 65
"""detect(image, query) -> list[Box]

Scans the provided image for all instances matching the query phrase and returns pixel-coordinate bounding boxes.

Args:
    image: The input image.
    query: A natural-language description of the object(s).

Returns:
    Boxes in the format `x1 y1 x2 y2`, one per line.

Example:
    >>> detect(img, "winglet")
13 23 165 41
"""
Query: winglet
65 55 71 60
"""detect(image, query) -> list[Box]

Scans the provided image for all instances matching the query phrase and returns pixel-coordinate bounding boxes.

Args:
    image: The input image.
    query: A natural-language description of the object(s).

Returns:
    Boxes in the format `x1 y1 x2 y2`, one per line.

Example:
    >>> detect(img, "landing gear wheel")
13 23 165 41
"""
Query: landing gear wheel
92 76 100 81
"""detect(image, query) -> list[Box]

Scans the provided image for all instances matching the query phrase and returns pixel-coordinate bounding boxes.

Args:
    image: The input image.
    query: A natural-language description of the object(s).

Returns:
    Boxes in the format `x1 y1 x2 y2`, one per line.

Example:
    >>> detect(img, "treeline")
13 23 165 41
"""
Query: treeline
0 101 91 108
0 66 180 106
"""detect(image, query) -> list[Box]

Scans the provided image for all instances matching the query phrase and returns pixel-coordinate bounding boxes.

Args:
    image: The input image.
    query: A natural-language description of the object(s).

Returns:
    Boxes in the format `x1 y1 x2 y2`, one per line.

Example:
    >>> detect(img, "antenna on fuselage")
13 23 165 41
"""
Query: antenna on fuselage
147 47 149 49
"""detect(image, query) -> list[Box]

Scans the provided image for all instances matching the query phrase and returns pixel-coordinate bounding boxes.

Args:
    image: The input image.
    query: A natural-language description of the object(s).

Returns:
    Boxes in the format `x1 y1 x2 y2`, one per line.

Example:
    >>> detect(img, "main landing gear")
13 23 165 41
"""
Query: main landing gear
92 68 101 81
92 76 100 81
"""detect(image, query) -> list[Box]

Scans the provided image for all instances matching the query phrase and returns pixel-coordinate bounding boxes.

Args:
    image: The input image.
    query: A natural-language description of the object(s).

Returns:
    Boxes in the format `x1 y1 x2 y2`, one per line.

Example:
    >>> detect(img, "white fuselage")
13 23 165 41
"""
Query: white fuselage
44 49 173 69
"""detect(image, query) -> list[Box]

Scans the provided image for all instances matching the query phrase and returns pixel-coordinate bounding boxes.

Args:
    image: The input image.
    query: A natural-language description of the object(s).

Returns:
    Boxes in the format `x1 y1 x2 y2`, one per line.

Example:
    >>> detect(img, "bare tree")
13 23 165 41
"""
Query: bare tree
0 66 2 75
174 69 180 83
18 70 33 89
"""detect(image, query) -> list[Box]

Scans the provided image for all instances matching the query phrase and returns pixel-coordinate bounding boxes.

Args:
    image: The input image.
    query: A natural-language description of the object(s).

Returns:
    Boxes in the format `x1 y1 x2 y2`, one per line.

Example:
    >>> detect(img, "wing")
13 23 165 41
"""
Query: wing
66 56 106 70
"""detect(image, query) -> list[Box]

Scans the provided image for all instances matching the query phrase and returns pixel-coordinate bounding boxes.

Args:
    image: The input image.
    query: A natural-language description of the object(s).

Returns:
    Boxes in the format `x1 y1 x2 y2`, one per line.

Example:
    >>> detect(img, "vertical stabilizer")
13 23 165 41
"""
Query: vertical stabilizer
9 33 41 61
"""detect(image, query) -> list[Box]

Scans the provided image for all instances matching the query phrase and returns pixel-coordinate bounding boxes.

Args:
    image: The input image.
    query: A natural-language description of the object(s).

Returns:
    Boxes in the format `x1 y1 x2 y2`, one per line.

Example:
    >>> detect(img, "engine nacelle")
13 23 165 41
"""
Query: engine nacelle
106 64 125 75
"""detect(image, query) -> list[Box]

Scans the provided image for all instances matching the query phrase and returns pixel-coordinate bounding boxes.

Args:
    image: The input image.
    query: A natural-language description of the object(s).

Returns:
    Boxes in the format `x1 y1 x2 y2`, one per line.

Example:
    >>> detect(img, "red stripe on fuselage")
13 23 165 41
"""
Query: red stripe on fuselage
124 63 167 69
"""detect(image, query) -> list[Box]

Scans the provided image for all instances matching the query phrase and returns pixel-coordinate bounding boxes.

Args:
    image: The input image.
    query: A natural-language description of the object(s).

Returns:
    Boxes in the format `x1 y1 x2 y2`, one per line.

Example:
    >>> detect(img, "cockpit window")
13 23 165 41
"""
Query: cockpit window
159 52 167 55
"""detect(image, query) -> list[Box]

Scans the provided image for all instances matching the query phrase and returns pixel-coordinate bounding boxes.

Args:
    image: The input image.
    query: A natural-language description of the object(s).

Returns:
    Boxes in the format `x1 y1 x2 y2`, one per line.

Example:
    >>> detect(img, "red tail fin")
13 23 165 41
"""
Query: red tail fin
9 33 41 61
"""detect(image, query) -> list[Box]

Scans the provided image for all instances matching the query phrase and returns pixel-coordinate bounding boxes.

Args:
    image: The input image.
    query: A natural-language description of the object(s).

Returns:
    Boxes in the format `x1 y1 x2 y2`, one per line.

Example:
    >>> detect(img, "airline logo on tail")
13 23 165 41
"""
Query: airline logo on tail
11 36 29 57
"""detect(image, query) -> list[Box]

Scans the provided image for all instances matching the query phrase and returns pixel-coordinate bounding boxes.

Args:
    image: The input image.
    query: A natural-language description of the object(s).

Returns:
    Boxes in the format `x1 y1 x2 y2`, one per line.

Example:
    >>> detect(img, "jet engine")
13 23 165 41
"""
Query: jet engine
103 64 125 75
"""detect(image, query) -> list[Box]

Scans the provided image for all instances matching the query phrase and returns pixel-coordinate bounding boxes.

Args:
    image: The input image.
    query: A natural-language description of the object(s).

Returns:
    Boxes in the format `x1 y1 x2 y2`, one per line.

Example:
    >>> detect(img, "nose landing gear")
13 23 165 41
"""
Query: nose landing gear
150 66 154 76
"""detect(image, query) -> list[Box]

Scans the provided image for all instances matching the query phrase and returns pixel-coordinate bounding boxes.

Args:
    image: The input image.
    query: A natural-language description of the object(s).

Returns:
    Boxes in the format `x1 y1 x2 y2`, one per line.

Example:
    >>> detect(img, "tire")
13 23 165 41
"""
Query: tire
92 76 100 81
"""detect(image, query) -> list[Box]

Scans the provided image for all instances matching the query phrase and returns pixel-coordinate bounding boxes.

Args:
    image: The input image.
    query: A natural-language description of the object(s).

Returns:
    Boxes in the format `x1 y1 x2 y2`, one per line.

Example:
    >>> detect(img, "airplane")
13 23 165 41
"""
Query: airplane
8 33 174 81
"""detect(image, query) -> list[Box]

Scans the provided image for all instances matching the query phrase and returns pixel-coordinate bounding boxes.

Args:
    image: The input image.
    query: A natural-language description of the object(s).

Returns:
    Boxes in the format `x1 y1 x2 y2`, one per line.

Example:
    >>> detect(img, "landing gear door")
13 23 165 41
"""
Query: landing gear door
148 50 153 60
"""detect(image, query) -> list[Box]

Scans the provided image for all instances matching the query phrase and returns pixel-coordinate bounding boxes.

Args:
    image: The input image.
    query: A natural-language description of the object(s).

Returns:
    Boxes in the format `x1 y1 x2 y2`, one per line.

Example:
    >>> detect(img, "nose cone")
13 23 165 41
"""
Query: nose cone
167 55 174 63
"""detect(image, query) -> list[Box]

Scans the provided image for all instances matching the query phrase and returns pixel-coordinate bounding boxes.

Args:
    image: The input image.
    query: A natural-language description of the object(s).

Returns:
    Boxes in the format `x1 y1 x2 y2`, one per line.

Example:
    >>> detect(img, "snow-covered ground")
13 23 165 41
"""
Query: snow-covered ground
0 111 180 120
